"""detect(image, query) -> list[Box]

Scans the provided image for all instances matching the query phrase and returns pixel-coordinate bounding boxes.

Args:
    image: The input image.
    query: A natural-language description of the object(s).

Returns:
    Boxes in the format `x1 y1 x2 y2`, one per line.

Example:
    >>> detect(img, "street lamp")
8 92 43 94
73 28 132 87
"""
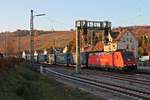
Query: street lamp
30 9 46 65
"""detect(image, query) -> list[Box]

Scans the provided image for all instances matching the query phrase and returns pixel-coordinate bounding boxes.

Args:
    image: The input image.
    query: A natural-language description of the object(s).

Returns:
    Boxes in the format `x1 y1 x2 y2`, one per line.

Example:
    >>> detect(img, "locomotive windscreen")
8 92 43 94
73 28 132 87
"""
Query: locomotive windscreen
122 52 135 60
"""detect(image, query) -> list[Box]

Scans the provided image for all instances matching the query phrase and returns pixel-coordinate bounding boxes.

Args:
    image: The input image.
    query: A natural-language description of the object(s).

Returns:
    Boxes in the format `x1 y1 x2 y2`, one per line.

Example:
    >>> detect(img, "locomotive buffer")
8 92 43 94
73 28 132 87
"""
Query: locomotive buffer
75 20 111 74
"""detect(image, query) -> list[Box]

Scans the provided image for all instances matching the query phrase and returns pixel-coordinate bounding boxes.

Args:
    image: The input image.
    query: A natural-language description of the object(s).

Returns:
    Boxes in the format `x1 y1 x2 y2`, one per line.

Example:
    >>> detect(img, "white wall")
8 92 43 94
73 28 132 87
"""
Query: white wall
118 32 138 58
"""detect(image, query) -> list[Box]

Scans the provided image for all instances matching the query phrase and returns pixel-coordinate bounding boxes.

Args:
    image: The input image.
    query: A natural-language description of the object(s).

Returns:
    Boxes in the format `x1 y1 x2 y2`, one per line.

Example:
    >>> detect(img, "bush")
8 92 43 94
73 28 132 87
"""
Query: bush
16 81 44 100
22 68 40 81
0 57 24 72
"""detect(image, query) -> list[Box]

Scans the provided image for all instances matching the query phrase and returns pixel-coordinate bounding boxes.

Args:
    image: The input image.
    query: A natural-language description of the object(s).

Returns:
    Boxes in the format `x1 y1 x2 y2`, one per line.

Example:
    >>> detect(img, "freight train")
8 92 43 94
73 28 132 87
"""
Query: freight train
24 49 137 71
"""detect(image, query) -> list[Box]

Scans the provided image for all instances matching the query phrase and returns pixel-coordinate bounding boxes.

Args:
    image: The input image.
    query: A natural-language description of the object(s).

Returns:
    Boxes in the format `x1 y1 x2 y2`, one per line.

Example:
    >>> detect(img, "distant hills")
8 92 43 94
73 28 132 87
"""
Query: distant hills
0 30 75 54
0 26 150 55
113 26 150 37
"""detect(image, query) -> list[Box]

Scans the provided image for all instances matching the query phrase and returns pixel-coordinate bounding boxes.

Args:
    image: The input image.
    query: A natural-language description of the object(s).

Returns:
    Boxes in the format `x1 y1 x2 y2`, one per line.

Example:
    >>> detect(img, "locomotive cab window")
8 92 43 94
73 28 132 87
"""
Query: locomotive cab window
123 52 134 60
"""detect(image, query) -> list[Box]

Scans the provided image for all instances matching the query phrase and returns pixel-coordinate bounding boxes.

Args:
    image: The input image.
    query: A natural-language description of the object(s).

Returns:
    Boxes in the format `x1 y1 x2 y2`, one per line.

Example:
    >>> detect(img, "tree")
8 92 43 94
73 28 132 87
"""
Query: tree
138 46 147 56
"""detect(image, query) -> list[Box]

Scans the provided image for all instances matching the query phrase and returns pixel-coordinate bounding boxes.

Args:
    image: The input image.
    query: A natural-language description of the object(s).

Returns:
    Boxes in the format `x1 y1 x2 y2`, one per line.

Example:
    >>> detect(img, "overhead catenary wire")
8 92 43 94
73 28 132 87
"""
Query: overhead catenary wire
34 14 74 31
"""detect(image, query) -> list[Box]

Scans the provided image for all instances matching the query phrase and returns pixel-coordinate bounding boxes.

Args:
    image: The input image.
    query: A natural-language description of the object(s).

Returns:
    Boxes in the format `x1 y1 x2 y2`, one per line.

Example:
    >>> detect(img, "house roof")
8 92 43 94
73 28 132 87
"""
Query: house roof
114 32 125 41
23 50 30 54
82 41 104 52
112 30 138 42
36 50 44 54
94 41 104 51
110 32 119 39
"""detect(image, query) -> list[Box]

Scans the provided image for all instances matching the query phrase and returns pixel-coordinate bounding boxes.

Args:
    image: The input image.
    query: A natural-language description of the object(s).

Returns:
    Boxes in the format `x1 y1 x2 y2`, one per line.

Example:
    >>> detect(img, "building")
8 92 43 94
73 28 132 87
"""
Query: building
104 31 138 58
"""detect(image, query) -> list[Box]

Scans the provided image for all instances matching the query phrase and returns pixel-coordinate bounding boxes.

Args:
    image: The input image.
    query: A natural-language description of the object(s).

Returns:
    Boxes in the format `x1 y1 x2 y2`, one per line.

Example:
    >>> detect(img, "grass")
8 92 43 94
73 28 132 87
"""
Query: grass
0 60 102 100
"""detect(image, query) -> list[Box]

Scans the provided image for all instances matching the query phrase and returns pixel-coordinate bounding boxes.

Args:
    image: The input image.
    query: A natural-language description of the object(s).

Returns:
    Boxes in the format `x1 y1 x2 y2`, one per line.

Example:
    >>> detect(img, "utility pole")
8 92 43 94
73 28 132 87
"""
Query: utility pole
30 9 46 65
4 32 7 56
75 27 81 74
30 9 34 65
18 30 21 58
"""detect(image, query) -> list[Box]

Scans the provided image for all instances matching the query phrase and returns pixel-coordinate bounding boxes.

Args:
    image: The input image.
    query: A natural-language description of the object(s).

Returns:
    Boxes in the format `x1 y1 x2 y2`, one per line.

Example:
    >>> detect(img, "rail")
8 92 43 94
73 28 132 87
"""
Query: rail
42 67 150 100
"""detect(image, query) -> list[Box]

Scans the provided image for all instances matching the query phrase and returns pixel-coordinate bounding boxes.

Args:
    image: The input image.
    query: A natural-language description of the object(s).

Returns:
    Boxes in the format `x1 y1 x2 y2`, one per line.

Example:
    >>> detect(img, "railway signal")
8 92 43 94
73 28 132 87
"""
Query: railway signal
75 20 111 74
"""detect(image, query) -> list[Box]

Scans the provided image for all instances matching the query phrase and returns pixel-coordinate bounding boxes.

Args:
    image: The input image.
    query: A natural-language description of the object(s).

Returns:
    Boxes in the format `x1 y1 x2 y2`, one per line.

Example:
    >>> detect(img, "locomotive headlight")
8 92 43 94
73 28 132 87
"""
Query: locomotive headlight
128 59 131 61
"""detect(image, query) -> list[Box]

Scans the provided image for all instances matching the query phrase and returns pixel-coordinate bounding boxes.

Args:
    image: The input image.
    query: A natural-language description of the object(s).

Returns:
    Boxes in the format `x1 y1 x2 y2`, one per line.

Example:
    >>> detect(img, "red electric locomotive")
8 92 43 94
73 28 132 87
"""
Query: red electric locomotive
88 50 137 70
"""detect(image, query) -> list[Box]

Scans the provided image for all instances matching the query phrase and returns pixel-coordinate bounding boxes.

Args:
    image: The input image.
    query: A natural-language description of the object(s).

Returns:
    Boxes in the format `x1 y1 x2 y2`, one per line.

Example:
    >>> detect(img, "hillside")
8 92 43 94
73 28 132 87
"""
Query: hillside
113 26 150 37
0 30 75 54
0 25 150 54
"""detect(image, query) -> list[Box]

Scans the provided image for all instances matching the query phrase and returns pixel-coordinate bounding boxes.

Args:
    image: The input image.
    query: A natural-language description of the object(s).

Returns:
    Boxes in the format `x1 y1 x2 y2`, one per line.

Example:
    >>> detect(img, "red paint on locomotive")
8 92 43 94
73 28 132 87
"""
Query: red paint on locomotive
88 50 137 70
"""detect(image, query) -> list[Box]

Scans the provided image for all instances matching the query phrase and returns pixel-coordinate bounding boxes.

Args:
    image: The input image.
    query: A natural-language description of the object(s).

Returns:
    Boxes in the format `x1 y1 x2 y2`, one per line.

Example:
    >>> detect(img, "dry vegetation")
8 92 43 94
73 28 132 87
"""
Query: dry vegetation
0 26 150 56
0 58 101 100
0 30 75 54
0 57 24 72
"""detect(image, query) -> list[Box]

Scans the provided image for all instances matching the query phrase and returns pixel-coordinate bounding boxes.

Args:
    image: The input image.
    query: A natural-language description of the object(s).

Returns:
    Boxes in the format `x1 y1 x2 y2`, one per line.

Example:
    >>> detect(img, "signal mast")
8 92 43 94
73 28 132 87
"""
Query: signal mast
75 20 111 74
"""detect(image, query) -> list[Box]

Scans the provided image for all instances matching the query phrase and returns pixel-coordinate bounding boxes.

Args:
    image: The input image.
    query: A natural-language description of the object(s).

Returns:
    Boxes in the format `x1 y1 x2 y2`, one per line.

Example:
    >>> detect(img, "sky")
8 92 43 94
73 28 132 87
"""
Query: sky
0 0 150 32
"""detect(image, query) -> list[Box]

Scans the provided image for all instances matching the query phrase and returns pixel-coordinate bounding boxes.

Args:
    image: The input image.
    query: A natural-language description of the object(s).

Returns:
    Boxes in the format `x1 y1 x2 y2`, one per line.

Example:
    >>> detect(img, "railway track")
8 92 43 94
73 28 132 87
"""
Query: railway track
42 67 150 100
94 72 150 86
41 63 150 80
41 63 150 75
38 63 150 86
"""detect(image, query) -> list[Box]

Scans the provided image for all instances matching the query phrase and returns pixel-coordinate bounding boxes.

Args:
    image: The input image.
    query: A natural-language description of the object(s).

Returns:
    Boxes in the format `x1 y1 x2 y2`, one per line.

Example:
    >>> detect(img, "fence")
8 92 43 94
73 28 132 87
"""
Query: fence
138 61 150 67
